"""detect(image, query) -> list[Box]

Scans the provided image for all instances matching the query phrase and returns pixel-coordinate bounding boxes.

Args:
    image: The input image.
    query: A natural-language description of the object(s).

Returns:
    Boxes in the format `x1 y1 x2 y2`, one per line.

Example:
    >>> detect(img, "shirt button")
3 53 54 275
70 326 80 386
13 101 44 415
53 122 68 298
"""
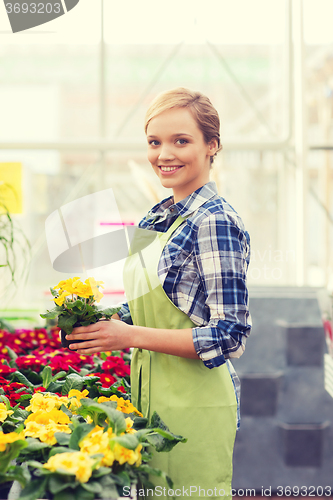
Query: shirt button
170 208 174 212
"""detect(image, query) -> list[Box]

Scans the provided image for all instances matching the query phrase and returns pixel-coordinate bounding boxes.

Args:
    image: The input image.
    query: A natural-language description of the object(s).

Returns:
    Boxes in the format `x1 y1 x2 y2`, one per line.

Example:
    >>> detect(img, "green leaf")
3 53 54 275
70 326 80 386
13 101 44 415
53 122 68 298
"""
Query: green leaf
41 365 53 389
137 463 173 489
68 423 95 450
62 374 83 395
48 475 75 494
48 446 79 457
67 366 80 375
0 441 28 474
0 439 28 474
12 371 34 388
147 411 187 452
19 477 48 500
57 314 78 336
81 481 103 494
0 464 29 488
98 306 121 317
80 318 97 326
96 474 120 498
23 370 42 385
51 370 67 383
4 344 18 361
18 394 33 402
66 299 84 310
90 467 111 479
54 491 78 500
81 375 100 384
50 287 58 297
73 486 95 500
40 309 59 320
0 395 11 410
20 438 50 454
59 404 72 418
133 416 149 430
0 318 15 333
45 381 64 394
78 399 126 434
110 433 139 451
12 407 29 420
53 432 71 446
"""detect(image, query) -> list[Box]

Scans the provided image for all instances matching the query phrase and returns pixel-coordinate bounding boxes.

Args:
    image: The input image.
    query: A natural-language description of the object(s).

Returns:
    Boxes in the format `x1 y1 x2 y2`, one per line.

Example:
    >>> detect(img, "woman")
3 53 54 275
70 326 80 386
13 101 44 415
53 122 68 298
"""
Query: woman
66 88 251 498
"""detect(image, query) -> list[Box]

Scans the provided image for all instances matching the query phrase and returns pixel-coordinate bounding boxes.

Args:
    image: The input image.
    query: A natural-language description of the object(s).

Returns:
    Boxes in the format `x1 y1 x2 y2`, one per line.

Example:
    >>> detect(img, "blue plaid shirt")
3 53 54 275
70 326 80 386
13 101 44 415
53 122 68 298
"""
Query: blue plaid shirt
118 181 251 429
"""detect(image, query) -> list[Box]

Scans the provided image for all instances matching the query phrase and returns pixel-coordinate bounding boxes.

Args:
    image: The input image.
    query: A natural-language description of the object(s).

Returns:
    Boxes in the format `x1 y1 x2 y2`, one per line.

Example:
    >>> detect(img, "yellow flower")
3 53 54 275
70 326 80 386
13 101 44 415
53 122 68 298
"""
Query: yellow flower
113 443 142 466
68 389 89 401
54 291 71 306
97 395 142 417
97 396 110 404
43 452 98 483
0 431 25 452
27 393 57 413
85 278 104 302
24 421 42 439
24 421 71 445
79 426 115 467
85 277 104 289
0 403 13 423
125 417 136 434
39 423 71 445
25 408 70 426
54 279 68 290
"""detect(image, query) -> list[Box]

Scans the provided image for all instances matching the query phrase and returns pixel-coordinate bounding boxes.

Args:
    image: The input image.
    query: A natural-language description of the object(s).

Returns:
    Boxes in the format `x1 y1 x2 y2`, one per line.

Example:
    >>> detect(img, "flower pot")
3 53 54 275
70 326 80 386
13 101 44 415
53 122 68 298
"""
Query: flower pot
60 326 86 350
60 319 108 350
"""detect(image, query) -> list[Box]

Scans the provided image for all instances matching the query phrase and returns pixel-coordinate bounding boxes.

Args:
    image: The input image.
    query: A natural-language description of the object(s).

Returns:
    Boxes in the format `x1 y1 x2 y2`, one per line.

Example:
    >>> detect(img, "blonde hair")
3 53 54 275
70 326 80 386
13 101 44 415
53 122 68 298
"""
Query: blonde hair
144 87 222 165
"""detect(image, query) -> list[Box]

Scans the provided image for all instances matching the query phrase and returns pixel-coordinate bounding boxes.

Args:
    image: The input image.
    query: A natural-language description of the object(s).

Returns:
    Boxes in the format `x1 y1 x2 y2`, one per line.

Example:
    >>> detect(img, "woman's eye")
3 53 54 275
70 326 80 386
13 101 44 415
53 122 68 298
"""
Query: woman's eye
176 138 188 145
148 140 160 146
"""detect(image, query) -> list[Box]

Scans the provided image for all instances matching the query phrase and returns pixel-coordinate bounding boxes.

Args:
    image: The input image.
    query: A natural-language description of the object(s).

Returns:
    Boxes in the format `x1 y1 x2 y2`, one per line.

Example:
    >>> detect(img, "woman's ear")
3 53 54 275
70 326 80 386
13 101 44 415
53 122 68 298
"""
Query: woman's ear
208 138 219 157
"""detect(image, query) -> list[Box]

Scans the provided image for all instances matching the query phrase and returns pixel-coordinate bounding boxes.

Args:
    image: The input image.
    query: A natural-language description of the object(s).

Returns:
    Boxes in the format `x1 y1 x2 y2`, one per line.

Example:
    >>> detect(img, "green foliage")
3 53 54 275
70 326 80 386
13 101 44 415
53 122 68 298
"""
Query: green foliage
41 366 53 389
62 374 84 395
68 423 95 451
0 319 15 333
146 411 188 452
0 438 28 474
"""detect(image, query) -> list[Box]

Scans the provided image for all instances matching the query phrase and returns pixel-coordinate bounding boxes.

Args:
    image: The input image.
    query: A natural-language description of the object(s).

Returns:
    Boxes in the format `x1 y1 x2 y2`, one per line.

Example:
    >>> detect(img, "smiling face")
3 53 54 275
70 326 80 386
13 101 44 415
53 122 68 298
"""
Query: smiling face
146 107 218 203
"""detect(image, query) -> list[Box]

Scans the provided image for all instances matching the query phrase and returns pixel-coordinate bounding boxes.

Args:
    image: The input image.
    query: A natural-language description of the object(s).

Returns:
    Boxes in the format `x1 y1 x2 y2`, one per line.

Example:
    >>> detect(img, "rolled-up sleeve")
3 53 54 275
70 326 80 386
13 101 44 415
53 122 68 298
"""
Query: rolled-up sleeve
191 213 251 369
116 302 133 325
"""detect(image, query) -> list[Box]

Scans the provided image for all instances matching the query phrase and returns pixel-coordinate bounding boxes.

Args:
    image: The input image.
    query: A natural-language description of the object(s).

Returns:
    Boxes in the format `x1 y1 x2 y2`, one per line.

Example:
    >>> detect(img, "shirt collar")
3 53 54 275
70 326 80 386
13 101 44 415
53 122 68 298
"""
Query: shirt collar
146 181 218 223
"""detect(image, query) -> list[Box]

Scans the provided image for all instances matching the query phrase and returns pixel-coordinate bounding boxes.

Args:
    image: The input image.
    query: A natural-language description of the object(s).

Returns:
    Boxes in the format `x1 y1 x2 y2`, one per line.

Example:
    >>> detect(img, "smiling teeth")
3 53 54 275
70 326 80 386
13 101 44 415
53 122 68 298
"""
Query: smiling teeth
160 166 181 172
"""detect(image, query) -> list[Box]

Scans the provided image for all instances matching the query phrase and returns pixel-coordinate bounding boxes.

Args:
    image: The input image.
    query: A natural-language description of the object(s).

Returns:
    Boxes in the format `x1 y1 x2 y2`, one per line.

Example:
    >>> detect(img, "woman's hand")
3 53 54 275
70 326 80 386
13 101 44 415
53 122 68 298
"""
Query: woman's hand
65 318 132 355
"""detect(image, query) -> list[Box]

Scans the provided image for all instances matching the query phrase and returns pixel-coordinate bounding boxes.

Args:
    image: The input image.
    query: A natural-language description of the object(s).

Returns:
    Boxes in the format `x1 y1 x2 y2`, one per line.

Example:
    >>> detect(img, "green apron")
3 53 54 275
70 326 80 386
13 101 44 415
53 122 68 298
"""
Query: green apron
123 215 237 499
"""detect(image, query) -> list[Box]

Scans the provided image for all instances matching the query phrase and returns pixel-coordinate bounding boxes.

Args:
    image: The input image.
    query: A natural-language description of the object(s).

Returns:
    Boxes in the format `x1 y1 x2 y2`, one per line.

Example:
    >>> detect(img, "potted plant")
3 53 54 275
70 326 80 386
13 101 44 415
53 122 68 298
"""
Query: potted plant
40 277 120 349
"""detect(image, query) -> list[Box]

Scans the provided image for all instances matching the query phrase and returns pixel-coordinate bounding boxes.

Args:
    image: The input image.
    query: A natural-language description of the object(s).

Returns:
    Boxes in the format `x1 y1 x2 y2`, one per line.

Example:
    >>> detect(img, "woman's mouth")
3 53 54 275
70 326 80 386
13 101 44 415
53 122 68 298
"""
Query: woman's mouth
158 165 183 175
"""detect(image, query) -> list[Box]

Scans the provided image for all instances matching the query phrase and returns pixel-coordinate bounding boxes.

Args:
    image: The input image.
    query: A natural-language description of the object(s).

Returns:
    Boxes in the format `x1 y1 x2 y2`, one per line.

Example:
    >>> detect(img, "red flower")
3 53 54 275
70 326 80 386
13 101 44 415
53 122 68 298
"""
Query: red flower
47 355 69 373
16 355 44 373
0 364 16 375
101 357 130 378
98 373 117 387
117 385 127 393
33 387 47 393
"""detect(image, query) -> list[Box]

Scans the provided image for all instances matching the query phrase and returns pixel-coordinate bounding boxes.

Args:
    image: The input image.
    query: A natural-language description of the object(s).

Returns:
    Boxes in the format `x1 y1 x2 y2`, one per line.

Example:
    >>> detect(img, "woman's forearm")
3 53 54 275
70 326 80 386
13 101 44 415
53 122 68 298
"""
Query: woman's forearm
66 317 199 359
129 324 199 359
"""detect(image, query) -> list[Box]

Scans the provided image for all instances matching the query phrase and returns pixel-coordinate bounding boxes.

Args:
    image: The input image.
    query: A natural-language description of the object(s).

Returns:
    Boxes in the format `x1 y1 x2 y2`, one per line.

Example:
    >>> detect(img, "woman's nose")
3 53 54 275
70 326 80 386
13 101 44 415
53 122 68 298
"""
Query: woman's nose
158 145 175 161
